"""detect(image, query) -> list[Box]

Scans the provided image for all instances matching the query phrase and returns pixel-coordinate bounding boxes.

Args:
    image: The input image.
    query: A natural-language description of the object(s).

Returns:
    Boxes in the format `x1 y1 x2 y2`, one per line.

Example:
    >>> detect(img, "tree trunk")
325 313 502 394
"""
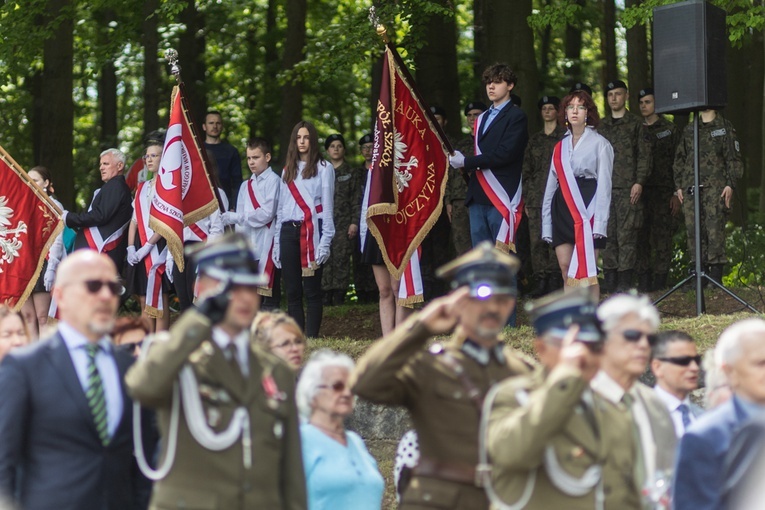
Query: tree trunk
39 0 74 208
625 0 648 113
278 0 307 164
600 0 618 114
96 9 118 151
472 0 487 99
564 0 585 86
143 0 161 135
413 1 461 141
179 0 207 122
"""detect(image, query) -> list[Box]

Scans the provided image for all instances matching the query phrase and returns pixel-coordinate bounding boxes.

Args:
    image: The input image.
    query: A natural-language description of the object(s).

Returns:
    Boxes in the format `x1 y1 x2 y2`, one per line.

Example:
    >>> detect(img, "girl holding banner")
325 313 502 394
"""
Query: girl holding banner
542 90 613 297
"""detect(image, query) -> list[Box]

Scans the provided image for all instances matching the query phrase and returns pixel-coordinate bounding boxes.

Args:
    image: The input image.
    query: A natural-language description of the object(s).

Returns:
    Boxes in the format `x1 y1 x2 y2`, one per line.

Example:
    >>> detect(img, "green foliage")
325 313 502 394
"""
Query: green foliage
528 0 582 31
724 223 765 287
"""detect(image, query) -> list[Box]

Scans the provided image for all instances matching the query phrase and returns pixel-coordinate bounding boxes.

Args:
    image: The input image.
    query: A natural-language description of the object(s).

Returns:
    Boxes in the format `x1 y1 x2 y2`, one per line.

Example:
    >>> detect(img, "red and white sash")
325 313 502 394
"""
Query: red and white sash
397 247 423 308
552 140 599 286
246 180 277 297
474 116 524 253
83 189 128 253
134 181 168 318
286 178 322 277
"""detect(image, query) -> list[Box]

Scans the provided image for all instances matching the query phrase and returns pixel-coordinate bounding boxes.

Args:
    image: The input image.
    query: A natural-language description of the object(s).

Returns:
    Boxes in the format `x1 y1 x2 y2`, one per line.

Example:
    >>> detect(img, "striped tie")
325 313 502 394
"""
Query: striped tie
85 343 110 446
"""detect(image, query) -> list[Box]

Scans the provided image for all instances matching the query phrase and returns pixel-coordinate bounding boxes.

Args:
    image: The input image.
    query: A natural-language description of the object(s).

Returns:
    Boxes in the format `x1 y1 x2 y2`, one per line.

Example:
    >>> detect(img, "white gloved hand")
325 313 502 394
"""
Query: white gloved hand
221 211 239 226
542 237 553 245
449 151 466 169
135 243 154 261
316 247 330 266
165 257 175 283
127 246 139 266
272 243 281 269
44 268 56 292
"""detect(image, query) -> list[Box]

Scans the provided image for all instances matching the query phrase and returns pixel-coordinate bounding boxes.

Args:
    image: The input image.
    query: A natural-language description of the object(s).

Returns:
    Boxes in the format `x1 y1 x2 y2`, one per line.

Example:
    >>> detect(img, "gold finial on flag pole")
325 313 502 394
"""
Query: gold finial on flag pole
164 49 182 83
368 7 390 44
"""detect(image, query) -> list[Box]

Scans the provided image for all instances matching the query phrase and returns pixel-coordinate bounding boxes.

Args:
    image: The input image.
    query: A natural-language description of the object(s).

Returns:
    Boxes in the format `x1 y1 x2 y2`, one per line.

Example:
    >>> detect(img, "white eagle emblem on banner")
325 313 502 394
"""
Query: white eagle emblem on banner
0 196 27 272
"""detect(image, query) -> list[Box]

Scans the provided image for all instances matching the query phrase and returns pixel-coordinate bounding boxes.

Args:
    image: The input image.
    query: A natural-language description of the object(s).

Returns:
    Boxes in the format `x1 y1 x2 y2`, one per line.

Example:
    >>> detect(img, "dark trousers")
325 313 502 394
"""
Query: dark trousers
173 243 201 312
280 222 323 337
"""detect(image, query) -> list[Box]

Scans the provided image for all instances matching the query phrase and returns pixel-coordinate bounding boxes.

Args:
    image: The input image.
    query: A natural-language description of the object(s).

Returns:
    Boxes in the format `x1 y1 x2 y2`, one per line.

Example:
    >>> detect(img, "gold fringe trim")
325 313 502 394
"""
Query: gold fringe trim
397 293 423 309
257 286 273 297
566 276 599 287
495 240 515 254
149 218 186 273
144 305 163 319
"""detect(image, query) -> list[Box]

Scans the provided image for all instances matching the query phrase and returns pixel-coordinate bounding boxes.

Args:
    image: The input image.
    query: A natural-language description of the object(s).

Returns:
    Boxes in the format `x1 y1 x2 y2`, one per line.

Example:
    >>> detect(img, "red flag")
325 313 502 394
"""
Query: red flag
149 86 219 272
367 44 450 300
0 146 63 310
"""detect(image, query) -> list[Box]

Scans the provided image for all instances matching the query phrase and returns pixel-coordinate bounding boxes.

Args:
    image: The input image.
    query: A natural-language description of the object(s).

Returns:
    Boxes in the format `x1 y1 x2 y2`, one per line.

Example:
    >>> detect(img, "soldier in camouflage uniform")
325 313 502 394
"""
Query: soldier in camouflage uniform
674 109 743 284
636 88 682 291
446 101 487 256
351 134 377 303
523 96 566 297
322 134 357 305
597 80 653 292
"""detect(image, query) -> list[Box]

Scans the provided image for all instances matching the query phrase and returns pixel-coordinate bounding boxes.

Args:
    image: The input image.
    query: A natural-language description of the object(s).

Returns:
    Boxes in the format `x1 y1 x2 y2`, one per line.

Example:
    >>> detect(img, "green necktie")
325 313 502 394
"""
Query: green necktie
622 392 646 497
85 343 110 446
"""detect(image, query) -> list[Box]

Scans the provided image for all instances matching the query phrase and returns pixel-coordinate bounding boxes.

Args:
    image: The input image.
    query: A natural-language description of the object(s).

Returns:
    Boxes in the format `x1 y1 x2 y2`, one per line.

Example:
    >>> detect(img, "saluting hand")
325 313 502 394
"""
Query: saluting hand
418 286 469 336
559 325 601 382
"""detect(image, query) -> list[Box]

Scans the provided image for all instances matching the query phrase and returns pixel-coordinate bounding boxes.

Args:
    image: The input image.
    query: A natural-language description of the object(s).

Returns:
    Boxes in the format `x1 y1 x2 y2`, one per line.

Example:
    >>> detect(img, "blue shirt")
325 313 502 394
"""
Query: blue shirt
481 98 512 135
301 423 384 510
59 322 123 437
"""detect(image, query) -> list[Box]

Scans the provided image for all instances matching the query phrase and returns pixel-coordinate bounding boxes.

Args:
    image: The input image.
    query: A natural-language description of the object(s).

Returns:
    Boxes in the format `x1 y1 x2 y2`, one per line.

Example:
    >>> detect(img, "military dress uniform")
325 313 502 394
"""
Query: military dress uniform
673 114 743 277
322 160 356 305
598 107 653 291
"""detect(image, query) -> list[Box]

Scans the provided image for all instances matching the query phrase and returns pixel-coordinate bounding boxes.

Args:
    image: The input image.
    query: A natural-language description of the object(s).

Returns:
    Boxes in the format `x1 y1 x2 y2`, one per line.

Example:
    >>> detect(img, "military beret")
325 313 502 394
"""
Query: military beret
359 133 373 146
537 96 561 110
569 82 593 96
190 232 267 287
464 101 488 116
430 105 447 118
510 94 522 107
606 79 628 91
638 87 655 98
324 133 345 151
144 129 166 147
436 241 521 299
526 288 603 344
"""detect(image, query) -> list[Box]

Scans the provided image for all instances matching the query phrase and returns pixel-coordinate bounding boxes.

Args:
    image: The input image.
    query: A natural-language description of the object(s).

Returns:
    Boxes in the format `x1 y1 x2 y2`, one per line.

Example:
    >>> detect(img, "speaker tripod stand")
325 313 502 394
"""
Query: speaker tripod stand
652 112 759 316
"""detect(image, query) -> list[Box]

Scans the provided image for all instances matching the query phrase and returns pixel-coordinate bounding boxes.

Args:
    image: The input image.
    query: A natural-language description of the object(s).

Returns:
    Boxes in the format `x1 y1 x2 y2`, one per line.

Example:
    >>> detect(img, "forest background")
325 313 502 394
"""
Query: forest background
2 0 765 285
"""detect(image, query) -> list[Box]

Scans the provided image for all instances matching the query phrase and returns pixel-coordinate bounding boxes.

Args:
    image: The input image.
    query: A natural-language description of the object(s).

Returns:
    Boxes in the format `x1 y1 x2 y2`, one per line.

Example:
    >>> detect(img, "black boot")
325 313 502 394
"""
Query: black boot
616 270 634 292
528 275 548 298
547 273 564 292
652 272 669 291
709 264 724 285
637 272 652 293
603 271 618 293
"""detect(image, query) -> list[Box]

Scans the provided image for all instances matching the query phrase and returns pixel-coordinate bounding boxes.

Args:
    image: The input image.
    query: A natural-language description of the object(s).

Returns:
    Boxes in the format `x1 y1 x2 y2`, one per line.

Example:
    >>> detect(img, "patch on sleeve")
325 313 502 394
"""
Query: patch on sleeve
735 140 740 152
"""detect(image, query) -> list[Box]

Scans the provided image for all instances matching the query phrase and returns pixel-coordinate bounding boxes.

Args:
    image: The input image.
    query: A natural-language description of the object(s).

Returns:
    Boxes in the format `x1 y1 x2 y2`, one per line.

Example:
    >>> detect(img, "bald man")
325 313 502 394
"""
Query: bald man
0 251 145 510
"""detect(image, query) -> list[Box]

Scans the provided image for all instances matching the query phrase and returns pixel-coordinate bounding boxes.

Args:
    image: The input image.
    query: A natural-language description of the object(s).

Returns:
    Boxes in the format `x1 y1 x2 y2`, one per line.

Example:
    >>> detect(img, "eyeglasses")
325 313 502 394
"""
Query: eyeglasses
83 279 125 296
143 153 161 160
124 341 143 354
566 105 587 111
318 381 347 393
657 355 702 367
272 338 304 350
622 329 657 346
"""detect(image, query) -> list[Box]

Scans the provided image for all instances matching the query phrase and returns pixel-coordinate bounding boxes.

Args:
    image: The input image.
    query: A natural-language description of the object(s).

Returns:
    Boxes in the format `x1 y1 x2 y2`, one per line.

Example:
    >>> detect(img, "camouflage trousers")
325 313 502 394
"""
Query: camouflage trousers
682 186 729 265
526 206 558 276
450 199 472 256
636 187 677 274
322 224 353 292
602 188 644 271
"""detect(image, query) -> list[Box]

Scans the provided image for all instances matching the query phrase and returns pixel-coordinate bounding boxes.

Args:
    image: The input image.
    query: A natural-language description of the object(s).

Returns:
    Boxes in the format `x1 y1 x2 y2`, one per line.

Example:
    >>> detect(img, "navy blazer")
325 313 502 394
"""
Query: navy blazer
673 396 749 510
0 332 141 510
464 102 528 207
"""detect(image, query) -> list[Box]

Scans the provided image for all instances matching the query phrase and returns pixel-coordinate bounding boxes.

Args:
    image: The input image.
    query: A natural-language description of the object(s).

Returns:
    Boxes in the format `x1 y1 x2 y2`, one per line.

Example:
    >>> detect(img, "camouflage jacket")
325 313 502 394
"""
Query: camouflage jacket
598 110 653 189
522 125 566 208
644 115 681 189
445 136 474 203
332 161 356 231
673 114 743 191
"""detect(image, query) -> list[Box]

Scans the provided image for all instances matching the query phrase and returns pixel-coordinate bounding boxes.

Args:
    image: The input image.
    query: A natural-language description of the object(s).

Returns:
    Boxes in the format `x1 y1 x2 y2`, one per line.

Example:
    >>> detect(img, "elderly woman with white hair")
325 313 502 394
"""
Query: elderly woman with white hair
296 350 384 510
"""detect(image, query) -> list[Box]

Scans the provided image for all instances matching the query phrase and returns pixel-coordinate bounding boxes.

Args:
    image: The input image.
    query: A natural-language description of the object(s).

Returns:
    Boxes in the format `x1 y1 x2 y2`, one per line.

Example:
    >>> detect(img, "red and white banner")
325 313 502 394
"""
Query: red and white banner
149 85 218 272
367 43 450 305
135 181 167 318
397 247 423 307
0 147 63 310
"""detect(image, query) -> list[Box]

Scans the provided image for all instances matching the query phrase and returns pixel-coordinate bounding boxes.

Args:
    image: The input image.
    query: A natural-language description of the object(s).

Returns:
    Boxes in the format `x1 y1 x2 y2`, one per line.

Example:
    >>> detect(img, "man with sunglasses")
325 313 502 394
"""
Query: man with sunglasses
351 241 532 510
650 330 702 437
591 294 676 502
0 251 148 510
126 233 306 510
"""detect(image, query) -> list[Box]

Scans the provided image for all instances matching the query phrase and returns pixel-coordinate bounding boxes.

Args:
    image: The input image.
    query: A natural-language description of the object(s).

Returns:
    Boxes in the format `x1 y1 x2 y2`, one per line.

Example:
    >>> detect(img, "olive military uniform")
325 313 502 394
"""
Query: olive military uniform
486 367 641 509
126 310 306 510
673 114 743 267
351 317 531 510
446 136 475 256
322 161 356 303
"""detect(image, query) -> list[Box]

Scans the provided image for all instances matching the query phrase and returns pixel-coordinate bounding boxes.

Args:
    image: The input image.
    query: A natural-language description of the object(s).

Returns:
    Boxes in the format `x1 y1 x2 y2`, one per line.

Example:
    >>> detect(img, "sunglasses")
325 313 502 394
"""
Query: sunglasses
657 355 702 367
83 279 125 296
622 329 657 346
318 381 347 393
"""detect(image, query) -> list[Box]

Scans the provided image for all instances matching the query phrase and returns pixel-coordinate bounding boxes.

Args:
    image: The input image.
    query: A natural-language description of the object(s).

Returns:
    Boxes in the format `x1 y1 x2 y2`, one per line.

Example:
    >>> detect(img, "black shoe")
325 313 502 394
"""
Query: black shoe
638 273 652 293
616 270 634 292
652 273 669 291
603 271 617 293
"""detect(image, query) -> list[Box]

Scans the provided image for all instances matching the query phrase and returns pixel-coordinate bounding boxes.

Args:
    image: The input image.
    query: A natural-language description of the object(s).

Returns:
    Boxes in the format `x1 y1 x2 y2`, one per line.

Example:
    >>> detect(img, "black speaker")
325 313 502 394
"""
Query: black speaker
653 0 727 114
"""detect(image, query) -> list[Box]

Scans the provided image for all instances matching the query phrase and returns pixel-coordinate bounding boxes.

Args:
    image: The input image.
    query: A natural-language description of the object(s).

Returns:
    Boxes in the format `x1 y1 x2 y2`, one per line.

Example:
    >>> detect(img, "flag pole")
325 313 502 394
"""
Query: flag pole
164 49 226 214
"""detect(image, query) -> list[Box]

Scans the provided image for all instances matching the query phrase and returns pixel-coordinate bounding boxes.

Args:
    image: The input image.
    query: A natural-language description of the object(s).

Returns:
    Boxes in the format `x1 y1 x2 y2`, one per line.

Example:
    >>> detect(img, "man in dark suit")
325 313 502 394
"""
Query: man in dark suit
0 250 143 510
449 63 528 250
673 318 765 510
64 148 133 275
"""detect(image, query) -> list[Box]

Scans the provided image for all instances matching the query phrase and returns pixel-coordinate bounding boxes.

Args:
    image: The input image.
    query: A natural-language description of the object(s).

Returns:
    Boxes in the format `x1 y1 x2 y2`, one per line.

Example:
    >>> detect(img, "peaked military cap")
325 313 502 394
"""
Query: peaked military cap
526 288 603 343
464 101 488 116
430 105 447 118
569 82 593 96
324 133 345 151
359 133 374 146
638 87 655 98
606 79 628 91
189 232 267 286
537 95 561 110
436 241 521 299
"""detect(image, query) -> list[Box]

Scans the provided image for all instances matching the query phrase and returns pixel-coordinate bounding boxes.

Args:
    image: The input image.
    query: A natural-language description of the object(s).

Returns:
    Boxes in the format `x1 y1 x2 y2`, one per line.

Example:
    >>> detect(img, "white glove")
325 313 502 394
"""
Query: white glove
272 243 281 269
449 151 466 169
44 268 56 292
135 243 153 261
316 247 330 265
542 237 553 244
127 246 139 266
221 211 239 226
165 257 175 283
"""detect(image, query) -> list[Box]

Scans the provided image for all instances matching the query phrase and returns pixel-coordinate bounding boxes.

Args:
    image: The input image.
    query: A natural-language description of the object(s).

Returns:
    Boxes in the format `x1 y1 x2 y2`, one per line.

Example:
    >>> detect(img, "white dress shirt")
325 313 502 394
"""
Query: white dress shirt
233 168 280 252
59 322 124 437
654 384 696 437
212 327 250 376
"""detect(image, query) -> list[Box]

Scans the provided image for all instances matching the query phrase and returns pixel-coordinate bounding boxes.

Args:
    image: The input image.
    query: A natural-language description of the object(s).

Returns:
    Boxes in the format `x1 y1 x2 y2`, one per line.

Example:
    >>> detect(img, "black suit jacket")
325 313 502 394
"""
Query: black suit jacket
0 331 143 510
67 174 133 273
464 102 528 207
